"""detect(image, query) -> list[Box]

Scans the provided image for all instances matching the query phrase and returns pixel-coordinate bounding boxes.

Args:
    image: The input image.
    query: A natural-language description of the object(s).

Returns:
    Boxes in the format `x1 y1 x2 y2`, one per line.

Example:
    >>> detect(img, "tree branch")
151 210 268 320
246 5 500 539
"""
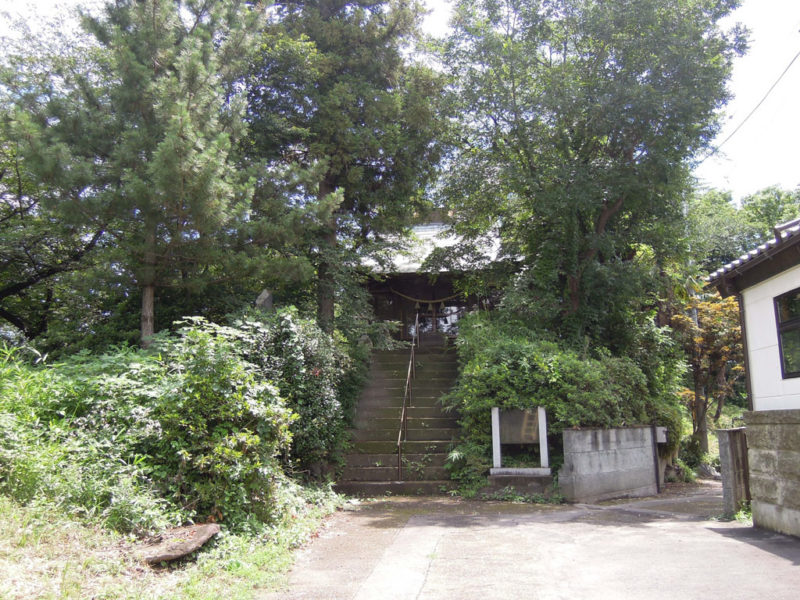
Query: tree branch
0 227 104 301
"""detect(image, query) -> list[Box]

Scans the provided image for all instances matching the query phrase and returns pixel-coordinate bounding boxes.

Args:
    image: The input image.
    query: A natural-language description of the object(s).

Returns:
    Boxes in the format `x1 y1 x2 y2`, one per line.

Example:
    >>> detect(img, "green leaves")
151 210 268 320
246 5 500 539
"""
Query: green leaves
442 311 683 486
446 311 672 432
442 0 744 339
247 1 448 329
1 1 268 344
0 318 302 532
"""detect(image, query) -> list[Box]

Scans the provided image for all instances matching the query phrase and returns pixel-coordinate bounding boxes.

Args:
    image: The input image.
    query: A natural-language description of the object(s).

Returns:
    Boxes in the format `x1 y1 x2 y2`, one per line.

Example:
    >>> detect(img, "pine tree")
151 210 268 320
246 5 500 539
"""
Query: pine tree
247 0 447 331
3 0 264 344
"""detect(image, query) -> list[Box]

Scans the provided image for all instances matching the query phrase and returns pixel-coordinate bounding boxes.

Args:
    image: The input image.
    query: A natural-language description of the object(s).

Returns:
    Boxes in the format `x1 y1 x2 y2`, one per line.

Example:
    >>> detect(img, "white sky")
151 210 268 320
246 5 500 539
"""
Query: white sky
3 0 799 202
423 0 800 202
693 0 800 201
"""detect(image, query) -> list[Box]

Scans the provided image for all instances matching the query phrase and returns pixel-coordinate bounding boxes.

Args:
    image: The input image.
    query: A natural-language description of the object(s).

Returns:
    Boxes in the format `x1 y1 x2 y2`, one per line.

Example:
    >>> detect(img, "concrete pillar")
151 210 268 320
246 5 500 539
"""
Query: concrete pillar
716 427 750 516
491 407 501 468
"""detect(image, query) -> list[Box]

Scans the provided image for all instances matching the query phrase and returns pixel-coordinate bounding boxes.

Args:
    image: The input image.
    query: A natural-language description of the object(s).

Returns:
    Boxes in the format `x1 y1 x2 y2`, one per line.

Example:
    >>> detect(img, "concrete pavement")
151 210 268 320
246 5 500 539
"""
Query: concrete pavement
262 481 800 599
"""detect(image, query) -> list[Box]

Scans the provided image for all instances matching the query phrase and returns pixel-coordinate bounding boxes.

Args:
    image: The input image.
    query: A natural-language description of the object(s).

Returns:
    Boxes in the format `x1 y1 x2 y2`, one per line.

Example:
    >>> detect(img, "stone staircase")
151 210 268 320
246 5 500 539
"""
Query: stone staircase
335 347 460 496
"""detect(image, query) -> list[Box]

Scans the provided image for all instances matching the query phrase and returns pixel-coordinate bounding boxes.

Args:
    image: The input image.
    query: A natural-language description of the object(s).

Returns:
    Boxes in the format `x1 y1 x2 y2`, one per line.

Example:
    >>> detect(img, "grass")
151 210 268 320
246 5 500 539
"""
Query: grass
733 503 753 526
479 486 564 504
0 492 342 600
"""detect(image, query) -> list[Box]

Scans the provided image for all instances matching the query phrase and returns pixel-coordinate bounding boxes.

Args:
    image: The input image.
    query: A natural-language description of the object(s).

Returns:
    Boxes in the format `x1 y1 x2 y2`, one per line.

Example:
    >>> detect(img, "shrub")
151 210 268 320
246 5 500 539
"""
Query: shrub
0 346 182 533
443 311 683 489
141 321 295 526
231 308 364 475
0 320 297 532
0 310 366 533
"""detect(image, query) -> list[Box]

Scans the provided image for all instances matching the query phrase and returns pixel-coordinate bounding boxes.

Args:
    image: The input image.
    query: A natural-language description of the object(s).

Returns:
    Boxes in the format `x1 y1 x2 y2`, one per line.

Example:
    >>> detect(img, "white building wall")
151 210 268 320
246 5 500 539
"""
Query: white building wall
742 263 800 410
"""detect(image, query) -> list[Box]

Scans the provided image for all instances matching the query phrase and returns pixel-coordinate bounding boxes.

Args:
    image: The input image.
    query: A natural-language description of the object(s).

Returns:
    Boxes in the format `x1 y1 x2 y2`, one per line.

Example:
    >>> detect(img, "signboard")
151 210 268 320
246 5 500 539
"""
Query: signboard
499 409 540 444
490 406 550 473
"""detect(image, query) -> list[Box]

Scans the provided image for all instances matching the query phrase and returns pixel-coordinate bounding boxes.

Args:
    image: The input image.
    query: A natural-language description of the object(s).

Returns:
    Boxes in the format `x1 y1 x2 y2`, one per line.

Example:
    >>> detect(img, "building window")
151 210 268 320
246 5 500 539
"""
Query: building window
775 287 800 378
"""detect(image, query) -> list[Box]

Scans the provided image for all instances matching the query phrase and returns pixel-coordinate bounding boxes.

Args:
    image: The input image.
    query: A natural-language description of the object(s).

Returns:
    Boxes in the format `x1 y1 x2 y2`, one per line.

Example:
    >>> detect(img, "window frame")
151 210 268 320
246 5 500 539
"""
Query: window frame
774 286 800 379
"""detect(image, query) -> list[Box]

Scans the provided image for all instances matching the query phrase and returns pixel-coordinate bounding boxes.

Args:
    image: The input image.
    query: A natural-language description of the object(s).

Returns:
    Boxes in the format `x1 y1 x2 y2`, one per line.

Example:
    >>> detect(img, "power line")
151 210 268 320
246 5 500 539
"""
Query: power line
698 46 800 164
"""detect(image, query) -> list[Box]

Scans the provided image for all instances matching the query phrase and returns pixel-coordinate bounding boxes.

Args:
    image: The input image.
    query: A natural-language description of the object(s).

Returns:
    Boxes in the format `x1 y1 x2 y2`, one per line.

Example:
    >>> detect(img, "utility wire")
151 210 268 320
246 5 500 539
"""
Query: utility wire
698 46 800 164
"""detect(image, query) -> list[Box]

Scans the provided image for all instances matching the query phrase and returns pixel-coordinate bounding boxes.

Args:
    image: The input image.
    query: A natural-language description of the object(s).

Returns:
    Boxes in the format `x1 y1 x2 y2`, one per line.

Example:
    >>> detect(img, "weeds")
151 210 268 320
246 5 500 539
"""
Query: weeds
733 502 752 525
0 488 343 600
480 486 563 504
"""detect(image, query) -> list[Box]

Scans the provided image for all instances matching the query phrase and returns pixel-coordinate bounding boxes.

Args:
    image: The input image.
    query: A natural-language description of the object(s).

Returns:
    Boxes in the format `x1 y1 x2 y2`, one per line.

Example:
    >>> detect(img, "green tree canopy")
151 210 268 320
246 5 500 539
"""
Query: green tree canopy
740 185 800 244
440 0 745 342
247 0 448 331
686 189 756 273
1 0 265 345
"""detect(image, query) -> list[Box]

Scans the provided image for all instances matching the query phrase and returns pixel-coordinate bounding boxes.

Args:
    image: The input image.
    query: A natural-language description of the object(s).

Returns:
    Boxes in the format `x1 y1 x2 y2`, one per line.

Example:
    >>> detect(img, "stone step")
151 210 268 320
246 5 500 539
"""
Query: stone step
358 391 454 404
357 404 451 416
333 480 456 497
337 348 459 491
371 362 458 373
371 357 458 367
373 349 458 359
340 465 449 482
372 359 457 368
350 428 459 442
353 417 459 430
356 405 454 420
362 379 457 391
374 373 457 381
409 406 456 418
359 389 451 400
351 440 453 454
358 393 452 406
368 371 457 382
344 453 449 468
340 466 400 481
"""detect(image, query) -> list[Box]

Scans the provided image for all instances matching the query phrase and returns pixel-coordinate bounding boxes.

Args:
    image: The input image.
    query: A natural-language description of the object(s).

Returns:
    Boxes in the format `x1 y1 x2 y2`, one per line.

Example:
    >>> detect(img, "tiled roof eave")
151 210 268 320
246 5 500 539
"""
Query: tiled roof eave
706 224 800 286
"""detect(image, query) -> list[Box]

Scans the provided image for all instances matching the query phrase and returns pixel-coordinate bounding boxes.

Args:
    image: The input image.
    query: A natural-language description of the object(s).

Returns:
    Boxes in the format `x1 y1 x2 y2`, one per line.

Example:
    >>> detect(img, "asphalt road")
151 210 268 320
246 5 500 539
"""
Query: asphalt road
262 481 800 600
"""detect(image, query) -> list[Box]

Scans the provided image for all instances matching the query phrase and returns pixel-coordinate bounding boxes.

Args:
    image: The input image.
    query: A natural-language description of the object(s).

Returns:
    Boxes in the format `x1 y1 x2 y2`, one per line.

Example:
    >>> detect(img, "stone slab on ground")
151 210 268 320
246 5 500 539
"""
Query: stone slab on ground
137 523 220 565
260 481 800 600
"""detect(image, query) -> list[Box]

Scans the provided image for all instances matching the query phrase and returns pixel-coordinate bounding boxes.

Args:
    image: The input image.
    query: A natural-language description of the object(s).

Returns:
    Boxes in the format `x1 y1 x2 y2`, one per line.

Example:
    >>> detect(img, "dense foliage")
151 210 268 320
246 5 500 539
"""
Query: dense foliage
1 0 266 345
0 313 362 533
439 0 745 344
442 311 683 488
0 0 445 350
687 186 800 272
672 293 745 453
232 308 368 474
247 0 448 331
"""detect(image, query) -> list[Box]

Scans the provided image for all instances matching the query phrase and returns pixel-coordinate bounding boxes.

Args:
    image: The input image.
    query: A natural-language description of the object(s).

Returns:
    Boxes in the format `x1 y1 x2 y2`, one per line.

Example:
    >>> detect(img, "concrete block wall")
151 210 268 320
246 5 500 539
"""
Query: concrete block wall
559 427 658 503
745 409 800 538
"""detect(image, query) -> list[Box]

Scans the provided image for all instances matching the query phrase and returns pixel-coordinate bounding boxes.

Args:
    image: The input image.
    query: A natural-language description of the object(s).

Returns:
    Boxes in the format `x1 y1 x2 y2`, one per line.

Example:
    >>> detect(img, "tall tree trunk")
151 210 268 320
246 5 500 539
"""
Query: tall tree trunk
317 179 336 333
566 273 582 316
141 284 155 346
563 196 625 317
693 385 710 455
140 228 157 347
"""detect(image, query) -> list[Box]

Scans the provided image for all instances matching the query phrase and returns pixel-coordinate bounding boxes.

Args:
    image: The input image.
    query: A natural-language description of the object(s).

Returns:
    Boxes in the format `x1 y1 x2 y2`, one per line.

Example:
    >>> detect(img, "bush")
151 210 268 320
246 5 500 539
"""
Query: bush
0 320 298 533
678 435 712 470
142 321 295 526
0 309 367 533
0 345 183 533
443 311 683 490
231 308 366 475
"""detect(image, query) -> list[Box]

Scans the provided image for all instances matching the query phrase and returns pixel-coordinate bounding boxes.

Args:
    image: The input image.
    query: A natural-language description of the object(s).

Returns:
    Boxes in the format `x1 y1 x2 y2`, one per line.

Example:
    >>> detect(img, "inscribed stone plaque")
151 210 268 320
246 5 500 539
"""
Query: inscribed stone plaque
499 409 540 444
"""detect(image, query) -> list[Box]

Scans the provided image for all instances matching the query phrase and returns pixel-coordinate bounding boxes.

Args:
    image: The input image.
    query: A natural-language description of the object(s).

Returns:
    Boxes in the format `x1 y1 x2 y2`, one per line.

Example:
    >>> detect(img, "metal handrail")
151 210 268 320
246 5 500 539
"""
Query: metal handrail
397 312 419 479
